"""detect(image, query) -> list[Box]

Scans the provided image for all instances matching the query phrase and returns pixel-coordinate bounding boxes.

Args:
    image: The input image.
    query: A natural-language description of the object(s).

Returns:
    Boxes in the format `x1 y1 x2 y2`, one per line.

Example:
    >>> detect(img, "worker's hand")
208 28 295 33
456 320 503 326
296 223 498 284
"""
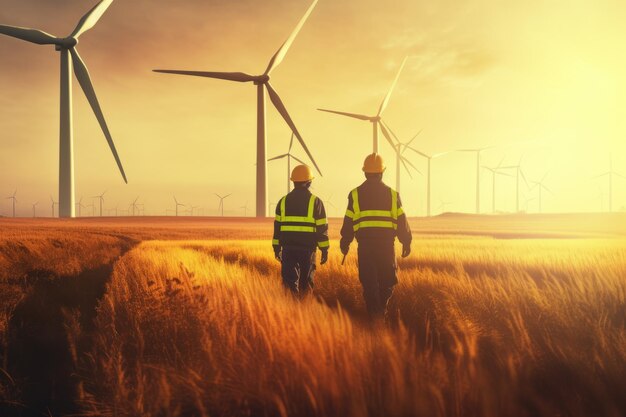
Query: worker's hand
274 248 282 262
320 250 328 265
401 244 411 258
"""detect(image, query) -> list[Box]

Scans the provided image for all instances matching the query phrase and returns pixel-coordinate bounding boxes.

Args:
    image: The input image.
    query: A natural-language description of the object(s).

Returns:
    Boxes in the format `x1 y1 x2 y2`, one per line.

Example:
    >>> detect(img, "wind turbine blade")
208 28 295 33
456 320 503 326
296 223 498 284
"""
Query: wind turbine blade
268 153 289 162
70 48 127 183
0 25 59 44
290 155 308 165
495 171 514 178
520 169 529 188
377 56 408 117
401 156 422 175
224 194 232 199
152 70 256 83
399 156 413 179
70 0 114 38
496 156 506 169
405 146 430 159
378 122 397 150
267 82 322 176
614 172 626 180
264 0 318 75
289 133 294 153
215 194 222 199
432 151 453 158
317 108 371 121
543 185 554 195
540 171 550 183
405 129 423 148
380 119 400 142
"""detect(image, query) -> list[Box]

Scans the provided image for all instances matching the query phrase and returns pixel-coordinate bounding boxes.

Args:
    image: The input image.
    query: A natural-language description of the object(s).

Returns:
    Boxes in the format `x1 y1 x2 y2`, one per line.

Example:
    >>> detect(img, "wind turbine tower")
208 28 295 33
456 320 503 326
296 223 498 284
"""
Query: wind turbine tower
0 0 128 218
268 133 307 194
456 146 495 214
593 155 625 212
173 196 185 217
215 194 232 217
93 190 106 216
155 0 322 218
7 190 17 218
482 158 513 214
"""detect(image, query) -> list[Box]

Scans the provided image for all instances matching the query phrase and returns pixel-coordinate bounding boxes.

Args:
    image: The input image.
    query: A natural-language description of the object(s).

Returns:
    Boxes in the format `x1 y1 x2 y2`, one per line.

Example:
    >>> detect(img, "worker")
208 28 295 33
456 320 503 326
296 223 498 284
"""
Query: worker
340 153 412 320
273 164 329 296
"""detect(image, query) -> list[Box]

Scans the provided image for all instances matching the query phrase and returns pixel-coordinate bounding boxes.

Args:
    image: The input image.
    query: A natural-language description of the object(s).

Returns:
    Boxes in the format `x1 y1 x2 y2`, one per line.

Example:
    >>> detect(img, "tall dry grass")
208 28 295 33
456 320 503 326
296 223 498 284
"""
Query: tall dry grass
83 237 626 417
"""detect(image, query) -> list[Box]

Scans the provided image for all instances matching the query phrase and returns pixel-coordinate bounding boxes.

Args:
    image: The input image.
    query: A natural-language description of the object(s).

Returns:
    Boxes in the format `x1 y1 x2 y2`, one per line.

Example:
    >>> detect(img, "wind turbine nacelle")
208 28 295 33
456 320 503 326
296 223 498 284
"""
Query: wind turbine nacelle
253 74 270 85
55 38 78 51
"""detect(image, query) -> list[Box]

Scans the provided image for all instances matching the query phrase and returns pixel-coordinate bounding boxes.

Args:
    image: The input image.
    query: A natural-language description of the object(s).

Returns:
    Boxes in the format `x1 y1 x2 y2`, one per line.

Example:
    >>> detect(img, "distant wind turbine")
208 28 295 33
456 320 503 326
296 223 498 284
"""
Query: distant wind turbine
269 133 308 194
0 0 128 218
76 197 86 217
92 190 106 216
384 123 422 193
173 196 186 217
529 172 553 213
154 0 321 218
318 56 408 153
404 147 452 217
215 194 232 217
32 202 38 218
593 155 625 212
456 146 496 214
50 195 58 217
500 157 529 213
322 194 337 217
241 202 249 217
6 190 17 218
482 157 513 214
131 197 140 217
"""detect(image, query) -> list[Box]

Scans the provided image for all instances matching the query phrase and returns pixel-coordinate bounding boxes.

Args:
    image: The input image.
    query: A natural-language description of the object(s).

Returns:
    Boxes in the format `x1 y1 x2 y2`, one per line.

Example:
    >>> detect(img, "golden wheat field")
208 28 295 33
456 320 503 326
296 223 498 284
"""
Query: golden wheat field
0 214 625 417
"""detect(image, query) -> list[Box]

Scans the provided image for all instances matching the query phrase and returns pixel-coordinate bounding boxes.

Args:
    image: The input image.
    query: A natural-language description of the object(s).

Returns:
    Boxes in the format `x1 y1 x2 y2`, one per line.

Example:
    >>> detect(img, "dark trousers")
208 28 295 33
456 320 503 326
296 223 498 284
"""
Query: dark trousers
357 242 398 319
281 247 316 296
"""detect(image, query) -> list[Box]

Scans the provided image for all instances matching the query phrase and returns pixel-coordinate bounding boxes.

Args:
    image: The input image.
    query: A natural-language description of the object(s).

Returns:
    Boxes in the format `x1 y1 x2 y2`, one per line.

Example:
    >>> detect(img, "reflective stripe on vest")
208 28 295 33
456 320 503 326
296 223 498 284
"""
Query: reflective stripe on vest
278 194 317 233
351 188 399 231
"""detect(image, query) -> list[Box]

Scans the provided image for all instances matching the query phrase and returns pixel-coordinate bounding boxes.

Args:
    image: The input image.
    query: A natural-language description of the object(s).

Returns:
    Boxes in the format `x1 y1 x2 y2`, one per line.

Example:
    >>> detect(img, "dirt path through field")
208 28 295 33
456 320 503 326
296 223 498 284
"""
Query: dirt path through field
2 237 135 417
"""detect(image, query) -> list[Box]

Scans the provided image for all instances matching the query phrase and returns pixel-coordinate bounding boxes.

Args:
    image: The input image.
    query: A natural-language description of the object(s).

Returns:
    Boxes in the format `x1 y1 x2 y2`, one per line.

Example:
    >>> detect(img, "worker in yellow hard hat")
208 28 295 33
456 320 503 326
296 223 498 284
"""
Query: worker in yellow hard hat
340 153 412 320
272 164 329 296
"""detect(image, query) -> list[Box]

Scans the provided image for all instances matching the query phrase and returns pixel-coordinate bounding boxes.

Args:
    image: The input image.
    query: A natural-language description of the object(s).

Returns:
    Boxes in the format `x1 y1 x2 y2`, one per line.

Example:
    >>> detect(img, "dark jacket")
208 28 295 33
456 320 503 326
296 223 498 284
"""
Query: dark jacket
273 187 329 251
340 179 412 251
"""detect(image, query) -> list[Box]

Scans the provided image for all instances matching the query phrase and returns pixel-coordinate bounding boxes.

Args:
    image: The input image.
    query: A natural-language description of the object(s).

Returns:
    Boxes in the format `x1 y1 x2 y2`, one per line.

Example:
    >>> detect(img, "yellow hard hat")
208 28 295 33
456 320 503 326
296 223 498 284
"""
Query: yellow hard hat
291 164 314 182
362 153 386 173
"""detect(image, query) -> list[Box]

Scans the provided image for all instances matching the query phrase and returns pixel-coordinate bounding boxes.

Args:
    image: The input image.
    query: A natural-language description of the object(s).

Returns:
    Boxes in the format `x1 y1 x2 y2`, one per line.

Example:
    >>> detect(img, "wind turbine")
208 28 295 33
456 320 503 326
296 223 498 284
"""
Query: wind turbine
500 157 529 213
6 190 17 218
456 146 496 214
529 172 553 213
318 56 408 153
92 190 106 216
50 195 58 217
215 194 232 217
131 197 140 217
173 196 185 217
154 0 321 218
75 197 86 217
593 155 625 212
404 146 451 217
269 133 308 194
384 123 422 193
0 0 128 218
32 202 38 218
597 187 607 212
482 157 513 214
241 202 249 217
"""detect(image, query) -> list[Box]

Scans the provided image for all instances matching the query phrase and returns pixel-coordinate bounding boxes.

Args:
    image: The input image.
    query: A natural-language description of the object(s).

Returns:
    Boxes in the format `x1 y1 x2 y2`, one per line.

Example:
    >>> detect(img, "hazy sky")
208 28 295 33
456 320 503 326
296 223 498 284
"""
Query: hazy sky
1 0 626 217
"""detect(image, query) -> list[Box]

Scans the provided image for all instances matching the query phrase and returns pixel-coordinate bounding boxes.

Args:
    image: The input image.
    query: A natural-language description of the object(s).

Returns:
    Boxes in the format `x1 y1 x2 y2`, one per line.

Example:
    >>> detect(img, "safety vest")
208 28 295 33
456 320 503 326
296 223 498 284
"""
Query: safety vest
346 188 401 231
276 194 325 233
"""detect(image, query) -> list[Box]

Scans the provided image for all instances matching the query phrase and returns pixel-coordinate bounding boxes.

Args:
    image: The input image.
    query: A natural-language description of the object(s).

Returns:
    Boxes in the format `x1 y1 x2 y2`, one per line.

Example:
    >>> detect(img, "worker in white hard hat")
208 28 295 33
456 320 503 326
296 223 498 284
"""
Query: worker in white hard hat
273 164 329 297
